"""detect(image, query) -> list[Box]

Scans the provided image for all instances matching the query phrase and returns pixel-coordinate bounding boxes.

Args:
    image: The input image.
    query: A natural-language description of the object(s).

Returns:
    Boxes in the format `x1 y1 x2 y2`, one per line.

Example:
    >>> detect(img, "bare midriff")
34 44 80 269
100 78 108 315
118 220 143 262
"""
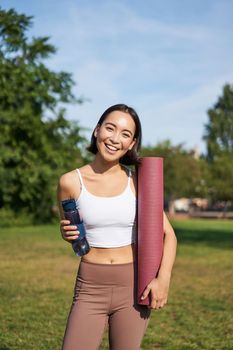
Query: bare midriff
81 243 135 264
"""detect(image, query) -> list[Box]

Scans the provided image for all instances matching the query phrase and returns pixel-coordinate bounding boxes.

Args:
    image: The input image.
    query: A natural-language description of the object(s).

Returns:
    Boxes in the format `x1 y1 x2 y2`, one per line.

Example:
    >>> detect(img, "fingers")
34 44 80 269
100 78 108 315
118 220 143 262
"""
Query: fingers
150 296 167 310
149 286 167 309
63 227 80 240
141 285 151 301
61 220 71 225
60 221 79 242
141 290 168 310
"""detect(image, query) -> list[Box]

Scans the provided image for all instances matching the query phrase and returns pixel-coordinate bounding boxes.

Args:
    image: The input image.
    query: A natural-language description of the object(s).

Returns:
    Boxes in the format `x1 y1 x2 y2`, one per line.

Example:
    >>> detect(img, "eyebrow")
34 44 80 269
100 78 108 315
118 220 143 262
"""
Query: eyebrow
104 122 133 135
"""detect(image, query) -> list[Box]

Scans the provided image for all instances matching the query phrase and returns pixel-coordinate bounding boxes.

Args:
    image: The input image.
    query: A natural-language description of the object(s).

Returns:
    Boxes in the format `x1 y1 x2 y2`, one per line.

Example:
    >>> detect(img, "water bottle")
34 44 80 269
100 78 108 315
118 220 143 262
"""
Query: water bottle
62 199 90 256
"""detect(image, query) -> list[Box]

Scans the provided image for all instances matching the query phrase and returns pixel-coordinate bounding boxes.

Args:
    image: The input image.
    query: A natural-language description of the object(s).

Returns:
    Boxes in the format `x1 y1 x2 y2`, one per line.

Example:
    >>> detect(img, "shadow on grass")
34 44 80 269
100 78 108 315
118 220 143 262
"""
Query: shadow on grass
175 227 233 249
0 346 11 350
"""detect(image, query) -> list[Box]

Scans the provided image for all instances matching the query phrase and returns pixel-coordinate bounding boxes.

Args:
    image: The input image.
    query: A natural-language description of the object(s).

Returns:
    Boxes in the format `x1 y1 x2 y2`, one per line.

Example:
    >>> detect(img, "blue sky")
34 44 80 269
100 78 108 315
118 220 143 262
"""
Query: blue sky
2 0 233 153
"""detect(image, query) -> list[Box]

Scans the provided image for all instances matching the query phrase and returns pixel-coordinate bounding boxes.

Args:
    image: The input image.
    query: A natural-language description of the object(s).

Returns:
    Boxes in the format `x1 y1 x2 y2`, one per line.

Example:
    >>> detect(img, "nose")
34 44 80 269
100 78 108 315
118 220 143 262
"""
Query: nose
109 131 120 143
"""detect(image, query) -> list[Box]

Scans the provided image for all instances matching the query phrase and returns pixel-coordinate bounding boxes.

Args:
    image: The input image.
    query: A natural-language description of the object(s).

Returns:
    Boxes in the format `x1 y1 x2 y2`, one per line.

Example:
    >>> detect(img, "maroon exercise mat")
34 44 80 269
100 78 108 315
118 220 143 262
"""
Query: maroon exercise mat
136 157 164 305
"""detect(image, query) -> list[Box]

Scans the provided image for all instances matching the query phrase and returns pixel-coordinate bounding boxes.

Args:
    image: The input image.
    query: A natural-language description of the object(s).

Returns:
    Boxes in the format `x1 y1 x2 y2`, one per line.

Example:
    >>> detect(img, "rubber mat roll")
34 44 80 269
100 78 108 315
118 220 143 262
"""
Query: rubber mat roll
136 157 164 305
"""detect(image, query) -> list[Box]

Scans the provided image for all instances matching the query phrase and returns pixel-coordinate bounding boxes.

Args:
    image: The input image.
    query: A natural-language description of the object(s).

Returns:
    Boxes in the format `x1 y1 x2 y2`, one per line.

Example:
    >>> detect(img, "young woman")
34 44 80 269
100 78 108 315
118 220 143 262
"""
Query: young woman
57 104 177 350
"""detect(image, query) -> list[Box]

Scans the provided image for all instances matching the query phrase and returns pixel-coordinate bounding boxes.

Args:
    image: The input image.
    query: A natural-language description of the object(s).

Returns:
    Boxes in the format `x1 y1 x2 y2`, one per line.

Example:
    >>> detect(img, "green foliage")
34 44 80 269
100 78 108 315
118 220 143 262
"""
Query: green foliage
0 207 34 227
141 83 233 205
203 84 233 201
204 84 233 161
0 7 87 222
141 140 208 202
207 153 233 201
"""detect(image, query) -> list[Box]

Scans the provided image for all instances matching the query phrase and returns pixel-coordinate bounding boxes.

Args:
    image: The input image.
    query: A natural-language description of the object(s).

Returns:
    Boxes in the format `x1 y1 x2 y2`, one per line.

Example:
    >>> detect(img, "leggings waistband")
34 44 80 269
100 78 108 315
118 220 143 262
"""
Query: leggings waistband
81 259 134 267
77 259 135 286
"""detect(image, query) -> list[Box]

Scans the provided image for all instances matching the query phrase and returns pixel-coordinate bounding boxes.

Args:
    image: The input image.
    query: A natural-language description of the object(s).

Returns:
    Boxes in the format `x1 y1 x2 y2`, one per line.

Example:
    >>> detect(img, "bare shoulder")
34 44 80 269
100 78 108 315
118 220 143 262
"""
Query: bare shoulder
59 170 77 188
76 164 92 176
58 169 80 199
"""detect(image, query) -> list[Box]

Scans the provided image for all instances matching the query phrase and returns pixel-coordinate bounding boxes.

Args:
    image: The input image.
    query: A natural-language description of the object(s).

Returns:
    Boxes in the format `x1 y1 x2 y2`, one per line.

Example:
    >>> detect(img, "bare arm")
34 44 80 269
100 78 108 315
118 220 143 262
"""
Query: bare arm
141 212 177 309
57 172 80 242
158 212 177 279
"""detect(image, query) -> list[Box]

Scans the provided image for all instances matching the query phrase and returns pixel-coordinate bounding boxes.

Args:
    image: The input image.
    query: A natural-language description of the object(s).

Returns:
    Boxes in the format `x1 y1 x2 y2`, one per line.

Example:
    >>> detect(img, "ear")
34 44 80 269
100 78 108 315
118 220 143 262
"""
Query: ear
128 138 137 151
94 125 100 137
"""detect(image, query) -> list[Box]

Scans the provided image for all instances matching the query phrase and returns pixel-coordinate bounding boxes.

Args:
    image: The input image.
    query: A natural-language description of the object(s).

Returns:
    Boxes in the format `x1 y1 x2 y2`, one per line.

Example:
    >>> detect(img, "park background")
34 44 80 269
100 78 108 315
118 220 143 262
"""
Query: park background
0 1 233 349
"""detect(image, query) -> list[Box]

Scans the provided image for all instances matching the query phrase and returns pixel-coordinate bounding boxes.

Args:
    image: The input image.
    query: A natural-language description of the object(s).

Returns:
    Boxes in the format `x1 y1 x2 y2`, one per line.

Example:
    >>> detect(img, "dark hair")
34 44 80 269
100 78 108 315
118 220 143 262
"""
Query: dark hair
86 104 142 165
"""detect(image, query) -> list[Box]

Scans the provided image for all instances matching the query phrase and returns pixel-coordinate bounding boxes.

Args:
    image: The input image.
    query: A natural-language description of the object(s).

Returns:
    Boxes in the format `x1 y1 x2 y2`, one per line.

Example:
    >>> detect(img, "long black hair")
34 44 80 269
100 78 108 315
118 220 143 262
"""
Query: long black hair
86 104 142 165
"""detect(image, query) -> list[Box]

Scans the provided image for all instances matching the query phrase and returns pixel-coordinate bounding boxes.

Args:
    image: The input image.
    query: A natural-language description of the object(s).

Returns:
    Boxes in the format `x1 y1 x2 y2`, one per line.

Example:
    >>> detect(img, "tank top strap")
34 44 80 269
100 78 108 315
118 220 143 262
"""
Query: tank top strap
76 168 84 189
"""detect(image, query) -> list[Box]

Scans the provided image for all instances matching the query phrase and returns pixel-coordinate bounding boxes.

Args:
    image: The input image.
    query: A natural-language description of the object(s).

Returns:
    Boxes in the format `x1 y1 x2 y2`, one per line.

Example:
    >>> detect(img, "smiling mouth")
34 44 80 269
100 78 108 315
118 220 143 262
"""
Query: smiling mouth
105 144 119 152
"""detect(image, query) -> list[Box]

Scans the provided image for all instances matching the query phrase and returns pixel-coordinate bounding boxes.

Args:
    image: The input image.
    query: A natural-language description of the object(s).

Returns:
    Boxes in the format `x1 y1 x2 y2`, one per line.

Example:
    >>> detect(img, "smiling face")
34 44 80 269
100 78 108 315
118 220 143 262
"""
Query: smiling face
94 111 136 162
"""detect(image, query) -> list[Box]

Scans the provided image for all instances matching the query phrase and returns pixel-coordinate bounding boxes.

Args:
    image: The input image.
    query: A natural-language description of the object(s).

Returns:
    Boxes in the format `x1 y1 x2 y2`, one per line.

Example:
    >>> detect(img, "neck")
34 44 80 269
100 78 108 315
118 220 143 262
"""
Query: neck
91 154 122 174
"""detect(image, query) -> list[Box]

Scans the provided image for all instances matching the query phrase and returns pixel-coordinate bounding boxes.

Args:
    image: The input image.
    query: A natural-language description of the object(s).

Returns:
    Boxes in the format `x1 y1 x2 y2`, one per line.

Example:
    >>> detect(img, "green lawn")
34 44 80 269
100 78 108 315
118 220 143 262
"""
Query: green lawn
0 219 233 350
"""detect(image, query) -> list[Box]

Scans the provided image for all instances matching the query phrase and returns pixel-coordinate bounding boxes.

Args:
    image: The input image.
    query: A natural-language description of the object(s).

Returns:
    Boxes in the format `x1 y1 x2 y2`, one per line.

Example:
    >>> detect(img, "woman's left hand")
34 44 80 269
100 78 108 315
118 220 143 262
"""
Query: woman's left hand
141 275 170 309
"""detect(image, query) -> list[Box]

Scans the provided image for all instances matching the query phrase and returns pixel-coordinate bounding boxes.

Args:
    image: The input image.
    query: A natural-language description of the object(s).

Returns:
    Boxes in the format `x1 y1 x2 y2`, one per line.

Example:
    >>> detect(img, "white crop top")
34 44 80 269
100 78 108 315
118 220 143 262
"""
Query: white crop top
75 167 136 248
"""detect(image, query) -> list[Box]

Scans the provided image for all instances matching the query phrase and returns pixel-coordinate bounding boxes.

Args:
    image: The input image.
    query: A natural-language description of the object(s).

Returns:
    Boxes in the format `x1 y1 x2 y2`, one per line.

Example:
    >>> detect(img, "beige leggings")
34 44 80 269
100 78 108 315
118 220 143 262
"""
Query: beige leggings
62 260 151 350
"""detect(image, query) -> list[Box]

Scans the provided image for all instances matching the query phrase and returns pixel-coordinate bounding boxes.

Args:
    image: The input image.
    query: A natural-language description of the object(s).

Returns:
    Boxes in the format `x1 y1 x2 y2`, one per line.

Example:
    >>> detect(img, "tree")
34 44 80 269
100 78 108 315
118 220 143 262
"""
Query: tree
203 84 233 203
140 141 208 213
0 8 86 223
207 154 233 202
204 84 233 162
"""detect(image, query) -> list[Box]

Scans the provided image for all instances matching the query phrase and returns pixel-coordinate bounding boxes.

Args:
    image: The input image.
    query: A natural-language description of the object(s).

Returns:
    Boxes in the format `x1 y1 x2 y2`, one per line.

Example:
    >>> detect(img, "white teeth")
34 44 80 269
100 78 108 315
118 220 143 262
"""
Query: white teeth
106 144 118 151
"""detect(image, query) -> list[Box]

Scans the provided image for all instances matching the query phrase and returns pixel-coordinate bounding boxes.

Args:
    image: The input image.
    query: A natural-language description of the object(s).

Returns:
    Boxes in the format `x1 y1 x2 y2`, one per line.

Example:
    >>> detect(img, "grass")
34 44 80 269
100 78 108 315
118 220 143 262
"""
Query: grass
0 219 233 350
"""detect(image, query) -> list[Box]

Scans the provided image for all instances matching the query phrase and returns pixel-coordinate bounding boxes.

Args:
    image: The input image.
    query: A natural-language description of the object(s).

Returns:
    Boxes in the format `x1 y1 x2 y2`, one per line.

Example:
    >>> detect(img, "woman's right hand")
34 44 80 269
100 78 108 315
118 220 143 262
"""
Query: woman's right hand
60 220 79 243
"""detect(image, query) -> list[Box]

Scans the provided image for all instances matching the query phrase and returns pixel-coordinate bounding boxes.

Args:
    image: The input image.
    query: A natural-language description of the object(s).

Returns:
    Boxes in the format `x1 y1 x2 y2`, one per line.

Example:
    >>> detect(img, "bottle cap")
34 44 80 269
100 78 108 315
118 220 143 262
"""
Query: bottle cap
62 199 76 211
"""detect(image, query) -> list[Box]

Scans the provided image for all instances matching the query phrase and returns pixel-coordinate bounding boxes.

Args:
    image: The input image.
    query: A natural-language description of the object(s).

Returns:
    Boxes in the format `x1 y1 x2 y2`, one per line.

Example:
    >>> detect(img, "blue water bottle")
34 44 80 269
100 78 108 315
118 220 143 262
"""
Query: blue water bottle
62 199 90 256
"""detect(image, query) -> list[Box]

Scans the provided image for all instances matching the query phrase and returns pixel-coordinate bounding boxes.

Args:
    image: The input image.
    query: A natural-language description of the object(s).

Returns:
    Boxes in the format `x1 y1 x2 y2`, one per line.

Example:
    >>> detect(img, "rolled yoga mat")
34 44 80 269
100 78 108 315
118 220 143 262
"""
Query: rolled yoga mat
136 157 164 305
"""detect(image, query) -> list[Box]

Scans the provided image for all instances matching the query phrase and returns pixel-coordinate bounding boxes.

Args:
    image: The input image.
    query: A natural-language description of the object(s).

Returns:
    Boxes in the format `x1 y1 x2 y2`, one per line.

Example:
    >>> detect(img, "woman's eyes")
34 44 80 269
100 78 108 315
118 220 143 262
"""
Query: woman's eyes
122 133 131 138
105 126 130 138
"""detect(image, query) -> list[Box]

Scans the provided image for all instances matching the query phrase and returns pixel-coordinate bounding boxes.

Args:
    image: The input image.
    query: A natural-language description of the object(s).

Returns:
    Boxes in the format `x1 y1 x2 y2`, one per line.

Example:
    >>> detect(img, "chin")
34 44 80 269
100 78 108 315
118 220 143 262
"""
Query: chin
103 154 120 162
102 151 123 163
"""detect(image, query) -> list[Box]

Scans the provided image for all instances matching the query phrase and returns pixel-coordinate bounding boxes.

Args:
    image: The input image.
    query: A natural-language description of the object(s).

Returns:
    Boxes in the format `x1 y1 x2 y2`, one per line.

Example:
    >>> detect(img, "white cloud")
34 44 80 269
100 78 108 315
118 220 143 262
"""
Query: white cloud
139 75 232 150
2 0 233 153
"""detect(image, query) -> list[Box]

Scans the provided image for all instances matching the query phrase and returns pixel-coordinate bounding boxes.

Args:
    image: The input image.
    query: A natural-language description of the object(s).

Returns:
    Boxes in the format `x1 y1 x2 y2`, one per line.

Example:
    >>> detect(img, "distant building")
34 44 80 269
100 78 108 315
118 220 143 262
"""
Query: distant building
174 198 190 212
174 197 209 213
190 145 200 160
